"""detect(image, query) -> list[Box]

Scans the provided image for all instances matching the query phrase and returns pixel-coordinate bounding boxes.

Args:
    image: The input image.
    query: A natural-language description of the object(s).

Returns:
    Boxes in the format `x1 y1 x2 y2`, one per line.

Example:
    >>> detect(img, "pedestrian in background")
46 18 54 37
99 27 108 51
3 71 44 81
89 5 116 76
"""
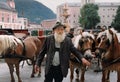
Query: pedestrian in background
34 22 90 82
66 28 74 39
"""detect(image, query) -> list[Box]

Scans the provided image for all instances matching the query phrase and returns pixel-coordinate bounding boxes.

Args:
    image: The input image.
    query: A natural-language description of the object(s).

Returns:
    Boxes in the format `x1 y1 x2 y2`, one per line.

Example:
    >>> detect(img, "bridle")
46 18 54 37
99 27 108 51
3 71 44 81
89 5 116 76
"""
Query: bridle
95 34 120 71
79 36 92 53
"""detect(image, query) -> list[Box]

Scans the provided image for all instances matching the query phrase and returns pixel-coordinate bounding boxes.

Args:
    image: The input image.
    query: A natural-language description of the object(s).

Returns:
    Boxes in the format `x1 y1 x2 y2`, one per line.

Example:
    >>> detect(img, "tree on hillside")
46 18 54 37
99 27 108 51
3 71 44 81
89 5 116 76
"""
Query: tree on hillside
79 3 100 29
111 6 120 32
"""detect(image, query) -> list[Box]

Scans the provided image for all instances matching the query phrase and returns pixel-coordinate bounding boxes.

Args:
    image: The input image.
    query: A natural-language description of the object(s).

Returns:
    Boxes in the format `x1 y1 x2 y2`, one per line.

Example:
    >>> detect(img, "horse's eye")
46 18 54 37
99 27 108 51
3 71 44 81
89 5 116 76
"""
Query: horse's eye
79 40 83 47
106 39 110 47
102 37 106 40
97 38 101 43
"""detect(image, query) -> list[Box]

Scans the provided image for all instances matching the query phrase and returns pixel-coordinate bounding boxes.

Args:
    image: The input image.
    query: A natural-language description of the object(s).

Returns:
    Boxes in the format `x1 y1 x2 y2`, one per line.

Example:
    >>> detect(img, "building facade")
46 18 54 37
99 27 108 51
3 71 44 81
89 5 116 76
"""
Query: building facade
57 0 120 28
0 0 28 29
40 19 56 30
97 2 119 27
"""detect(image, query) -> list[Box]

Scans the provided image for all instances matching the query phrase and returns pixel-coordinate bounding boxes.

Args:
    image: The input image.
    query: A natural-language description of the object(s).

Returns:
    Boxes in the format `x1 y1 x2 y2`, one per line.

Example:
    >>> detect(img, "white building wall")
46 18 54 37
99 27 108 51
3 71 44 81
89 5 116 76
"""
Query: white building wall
67 5 80 28
97 3 118 27
57 2 120 28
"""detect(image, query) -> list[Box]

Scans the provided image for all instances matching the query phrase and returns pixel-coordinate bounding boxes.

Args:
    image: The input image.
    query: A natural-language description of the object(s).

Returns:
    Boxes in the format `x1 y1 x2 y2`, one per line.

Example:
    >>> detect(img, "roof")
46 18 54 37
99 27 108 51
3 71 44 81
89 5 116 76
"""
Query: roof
0 1 16 12
95 2 120 7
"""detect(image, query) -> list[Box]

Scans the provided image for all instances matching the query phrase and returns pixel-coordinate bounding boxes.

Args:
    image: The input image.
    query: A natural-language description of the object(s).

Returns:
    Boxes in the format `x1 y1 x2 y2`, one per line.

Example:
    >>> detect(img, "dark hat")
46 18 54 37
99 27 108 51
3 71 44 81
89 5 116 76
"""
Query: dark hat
53 22 66 30
70 28 74 32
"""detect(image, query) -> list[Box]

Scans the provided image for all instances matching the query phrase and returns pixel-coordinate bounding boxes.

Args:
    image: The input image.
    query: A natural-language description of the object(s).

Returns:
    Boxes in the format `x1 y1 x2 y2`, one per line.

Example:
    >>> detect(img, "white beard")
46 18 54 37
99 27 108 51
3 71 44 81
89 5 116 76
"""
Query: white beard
54 32 66 43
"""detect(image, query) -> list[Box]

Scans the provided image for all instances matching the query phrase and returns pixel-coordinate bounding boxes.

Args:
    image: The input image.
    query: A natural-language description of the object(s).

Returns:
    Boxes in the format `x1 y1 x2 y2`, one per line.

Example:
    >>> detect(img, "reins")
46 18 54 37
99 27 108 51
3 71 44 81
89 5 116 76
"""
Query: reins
82 48 92 53
96 57 120 72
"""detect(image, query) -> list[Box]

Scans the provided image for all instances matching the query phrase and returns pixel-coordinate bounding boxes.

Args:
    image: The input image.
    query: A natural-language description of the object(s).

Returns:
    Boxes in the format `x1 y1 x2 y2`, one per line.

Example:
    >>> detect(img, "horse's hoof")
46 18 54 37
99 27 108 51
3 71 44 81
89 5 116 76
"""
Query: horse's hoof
11 80 15 82
38 74 41 77
18 81 22 82
31 75 35 78
80 80 84 82
75 79 79 82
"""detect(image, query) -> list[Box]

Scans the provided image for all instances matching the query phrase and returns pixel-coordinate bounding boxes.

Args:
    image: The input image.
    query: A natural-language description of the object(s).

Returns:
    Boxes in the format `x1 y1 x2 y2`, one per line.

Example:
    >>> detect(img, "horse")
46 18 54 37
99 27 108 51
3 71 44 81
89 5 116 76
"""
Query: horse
69 32 95 82
0 35 44 82
95 28 120 82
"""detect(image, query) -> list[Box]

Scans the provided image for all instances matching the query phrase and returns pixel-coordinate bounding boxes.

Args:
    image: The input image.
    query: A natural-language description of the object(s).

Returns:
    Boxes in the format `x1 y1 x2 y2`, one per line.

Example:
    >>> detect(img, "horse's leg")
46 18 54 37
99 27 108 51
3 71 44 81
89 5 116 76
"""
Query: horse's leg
31 60 35 78
15 63 22 82
38 66 41 77
106 70 110 82
102 70 109 82
69 62 74 82
117 71 120 82
31 65 41 77
80 67 86 82
7 63 15 82
75 68 79 81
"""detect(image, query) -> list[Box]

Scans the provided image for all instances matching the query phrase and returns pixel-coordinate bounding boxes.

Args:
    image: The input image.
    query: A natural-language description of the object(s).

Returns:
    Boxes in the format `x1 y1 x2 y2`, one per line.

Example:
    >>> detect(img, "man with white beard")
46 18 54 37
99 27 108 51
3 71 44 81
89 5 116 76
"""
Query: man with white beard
34 22 90 82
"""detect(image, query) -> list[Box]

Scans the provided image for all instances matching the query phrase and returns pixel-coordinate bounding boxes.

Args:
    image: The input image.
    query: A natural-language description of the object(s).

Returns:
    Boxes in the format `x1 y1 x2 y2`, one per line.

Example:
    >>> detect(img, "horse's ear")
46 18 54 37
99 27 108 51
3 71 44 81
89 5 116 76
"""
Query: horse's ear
108 29 114 35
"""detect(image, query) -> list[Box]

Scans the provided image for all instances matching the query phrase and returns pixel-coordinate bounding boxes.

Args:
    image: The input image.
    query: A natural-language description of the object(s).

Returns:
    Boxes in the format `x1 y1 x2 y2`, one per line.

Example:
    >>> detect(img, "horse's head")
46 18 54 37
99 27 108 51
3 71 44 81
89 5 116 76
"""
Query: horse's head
95 28 118 62
77 32 95 60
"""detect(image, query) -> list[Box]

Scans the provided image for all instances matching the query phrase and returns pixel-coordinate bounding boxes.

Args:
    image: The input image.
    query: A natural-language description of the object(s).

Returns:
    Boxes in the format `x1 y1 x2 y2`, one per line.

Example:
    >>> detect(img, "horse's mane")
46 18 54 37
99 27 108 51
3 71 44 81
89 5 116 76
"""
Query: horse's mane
82 32 95 40
97 31 106 39
97 28 118 43
0 35 23 55
73 32 95 48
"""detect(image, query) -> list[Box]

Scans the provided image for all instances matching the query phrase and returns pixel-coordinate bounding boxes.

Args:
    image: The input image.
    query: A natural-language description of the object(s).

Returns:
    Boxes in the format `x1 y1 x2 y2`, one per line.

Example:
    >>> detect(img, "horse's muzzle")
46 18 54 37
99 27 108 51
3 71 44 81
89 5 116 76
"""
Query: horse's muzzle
84 54 93 60
95 49 102 58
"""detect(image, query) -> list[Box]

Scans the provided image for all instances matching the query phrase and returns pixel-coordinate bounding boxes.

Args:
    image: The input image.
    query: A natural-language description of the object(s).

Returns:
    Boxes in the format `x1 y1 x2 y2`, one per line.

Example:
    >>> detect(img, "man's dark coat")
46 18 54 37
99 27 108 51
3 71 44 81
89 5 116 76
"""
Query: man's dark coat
36 35 83 77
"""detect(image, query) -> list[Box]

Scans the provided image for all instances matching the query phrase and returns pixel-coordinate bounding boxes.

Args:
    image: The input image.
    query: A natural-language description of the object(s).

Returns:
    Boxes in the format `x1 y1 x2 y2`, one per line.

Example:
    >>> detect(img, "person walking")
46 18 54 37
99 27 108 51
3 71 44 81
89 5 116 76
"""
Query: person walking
34 22 91 82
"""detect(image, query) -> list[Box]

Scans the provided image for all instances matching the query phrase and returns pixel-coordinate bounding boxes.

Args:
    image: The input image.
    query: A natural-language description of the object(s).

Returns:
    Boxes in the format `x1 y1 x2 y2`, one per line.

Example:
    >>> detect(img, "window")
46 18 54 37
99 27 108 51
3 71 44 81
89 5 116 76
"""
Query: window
7 18 10 22
2 17 4 22
12 19 14 23
112 15 115 17
73 21 75 23
74 14 76 17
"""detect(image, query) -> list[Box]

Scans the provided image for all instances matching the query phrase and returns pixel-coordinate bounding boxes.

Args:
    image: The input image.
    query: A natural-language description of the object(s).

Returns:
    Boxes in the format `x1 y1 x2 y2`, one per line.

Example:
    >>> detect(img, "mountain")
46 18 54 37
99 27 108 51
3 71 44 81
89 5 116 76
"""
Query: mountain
14 0 56 24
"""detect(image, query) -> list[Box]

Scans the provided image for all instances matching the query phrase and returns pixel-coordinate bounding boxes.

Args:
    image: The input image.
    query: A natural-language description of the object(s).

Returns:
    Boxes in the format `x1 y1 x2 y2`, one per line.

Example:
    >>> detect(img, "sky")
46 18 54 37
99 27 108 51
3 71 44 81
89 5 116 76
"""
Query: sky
35 0 120 13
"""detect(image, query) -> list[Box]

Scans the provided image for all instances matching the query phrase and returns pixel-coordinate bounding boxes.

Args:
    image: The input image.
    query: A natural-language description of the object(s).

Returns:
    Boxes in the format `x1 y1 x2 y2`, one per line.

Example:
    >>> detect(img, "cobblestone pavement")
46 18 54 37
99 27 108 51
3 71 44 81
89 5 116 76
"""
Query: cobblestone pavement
0 62 117 82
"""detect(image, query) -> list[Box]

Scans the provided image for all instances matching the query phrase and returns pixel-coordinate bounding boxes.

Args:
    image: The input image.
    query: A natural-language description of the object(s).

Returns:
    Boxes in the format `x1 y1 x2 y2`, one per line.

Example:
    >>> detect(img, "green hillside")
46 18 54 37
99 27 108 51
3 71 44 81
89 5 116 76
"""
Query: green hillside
14 0 56 23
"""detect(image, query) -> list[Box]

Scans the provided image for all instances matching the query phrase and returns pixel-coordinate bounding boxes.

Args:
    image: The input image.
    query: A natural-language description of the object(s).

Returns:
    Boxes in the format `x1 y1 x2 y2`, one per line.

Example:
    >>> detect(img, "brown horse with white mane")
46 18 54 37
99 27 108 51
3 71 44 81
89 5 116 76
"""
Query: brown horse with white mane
70 32 95 82
95 28 120 82
0 35 44 82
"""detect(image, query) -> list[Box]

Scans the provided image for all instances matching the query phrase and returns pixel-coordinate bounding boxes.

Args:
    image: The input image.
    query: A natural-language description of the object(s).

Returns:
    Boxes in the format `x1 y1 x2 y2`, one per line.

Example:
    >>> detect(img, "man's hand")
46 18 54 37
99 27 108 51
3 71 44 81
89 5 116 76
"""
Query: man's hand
81 58 91 66
34 65 40 74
